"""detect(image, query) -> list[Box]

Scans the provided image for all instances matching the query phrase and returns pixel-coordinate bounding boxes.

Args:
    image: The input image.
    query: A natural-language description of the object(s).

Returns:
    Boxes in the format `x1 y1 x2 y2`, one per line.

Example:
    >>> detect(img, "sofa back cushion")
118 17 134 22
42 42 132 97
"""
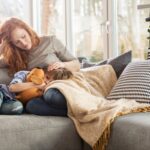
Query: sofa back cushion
82 59 107 68
107 60 150 103
108 51 132 78
81 50 132 79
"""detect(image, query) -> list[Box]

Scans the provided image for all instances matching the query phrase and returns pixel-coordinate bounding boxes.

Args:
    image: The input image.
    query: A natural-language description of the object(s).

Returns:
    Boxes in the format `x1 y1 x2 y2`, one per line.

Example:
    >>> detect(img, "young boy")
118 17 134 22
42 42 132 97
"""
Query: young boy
0 69 43 115
8 68 73 115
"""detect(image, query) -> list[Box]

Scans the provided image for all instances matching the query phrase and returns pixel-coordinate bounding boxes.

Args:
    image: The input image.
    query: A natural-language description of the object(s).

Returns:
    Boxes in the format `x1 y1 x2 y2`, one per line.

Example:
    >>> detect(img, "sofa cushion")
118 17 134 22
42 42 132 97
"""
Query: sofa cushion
107 60 150 103
108 50 132 78
81 51 132 78
106 112 150 150
82 59 107 68
0 115 87 150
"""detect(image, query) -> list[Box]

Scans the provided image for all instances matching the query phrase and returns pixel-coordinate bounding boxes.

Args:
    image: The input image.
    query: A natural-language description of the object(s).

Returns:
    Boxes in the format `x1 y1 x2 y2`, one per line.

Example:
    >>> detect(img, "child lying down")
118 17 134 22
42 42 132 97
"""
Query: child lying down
9 68 73 104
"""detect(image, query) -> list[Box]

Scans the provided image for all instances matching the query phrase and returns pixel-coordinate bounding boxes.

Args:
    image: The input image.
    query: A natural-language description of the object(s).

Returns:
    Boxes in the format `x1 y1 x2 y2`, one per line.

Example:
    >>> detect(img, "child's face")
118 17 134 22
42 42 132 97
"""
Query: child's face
44 73 53 84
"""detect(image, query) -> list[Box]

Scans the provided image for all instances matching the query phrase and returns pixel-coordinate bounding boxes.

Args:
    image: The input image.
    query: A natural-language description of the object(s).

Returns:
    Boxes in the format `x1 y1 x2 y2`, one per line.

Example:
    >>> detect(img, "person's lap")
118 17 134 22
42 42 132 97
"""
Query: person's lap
26 88 67 116
0 69 67 116
44 88 67 109
0 91 23 115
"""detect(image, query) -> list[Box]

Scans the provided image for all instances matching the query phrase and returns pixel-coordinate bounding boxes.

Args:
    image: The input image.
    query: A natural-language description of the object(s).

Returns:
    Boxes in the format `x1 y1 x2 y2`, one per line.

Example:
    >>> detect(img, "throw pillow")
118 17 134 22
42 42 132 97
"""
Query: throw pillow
82 59 107 68
108 50 132 78
147 51 150 59
107 60 150 103
81 51 132 78
78 57 87 63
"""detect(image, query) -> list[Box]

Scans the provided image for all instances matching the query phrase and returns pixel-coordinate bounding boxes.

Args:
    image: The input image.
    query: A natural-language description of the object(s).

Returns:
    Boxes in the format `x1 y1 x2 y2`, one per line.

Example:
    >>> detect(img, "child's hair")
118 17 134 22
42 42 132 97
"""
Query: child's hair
43 68 73 81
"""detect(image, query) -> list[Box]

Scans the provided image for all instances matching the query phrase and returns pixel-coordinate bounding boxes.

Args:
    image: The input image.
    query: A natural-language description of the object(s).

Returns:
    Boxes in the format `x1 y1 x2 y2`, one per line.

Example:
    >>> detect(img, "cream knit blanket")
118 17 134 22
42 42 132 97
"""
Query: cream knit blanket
45 65 150 150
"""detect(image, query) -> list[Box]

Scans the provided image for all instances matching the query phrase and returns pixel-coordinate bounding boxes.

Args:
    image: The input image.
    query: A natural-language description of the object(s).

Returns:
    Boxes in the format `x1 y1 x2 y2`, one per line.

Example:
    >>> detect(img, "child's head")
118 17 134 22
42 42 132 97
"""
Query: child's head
43 68 73 83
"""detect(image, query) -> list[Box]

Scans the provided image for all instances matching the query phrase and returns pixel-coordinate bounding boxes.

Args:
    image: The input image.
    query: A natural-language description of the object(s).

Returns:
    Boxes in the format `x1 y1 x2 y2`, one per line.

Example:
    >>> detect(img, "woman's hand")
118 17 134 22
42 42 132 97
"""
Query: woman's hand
48 62 65 71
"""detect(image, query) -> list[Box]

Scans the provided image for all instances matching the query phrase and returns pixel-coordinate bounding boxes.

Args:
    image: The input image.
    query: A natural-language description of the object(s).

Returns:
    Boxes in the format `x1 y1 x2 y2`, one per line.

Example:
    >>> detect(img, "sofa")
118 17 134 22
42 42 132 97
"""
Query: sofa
0 111 150 150
107 112 150 150
0 51 150 150
0 114 92 150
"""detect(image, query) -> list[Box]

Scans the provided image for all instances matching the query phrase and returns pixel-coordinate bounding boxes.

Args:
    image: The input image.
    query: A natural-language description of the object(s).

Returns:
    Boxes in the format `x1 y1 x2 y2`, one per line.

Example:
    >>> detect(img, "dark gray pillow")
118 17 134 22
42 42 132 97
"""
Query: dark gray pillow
81 51 132 78
82 59 107 68
147 52 150 59
108 50 132 78
107 60 150 103
78 57 87 63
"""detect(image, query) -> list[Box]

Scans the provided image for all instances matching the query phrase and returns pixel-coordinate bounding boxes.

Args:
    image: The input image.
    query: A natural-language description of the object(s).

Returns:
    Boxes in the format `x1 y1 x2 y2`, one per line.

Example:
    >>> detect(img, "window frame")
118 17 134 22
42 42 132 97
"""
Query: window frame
31 0 41 33
32 0 118 58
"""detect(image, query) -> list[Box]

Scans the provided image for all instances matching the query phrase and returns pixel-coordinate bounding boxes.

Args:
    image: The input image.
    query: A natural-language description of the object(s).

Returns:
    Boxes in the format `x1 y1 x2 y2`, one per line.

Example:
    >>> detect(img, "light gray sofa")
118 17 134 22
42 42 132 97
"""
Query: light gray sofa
0 112 150 150
107 112 150 150
0 114 91 150
1 53 149 150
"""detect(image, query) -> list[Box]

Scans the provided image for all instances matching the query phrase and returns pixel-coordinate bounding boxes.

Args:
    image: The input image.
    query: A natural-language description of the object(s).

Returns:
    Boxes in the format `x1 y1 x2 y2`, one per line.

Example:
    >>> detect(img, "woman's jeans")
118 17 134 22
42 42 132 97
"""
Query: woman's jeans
26 88 67 116
0 91 23 115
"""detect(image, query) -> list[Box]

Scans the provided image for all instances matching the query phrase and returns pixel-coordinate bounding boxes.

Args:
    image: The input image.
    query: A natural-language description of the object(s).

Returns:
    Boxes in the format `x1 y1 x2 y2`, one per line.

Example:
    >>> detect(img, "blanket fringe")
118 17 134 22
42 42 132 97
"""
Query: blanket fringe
93 106 150 150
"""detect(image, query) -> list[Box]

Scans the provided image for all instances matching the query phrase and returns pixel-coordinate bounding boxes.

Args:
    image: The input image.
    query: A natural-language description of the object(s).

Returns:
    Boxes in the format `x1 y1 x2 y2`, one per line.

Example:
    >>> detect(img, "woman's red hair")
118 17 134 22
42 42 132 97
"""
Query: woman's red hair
0 17 40 75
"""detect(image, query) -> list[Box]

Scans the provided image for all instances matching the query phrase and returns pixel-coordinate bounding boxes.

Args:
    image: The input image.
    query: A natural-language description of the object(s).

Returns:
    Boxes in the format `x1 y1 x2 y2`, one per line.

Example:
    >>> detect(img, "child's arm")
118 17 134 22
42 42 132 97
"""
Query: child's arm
8 70 45 93
9 82 45 93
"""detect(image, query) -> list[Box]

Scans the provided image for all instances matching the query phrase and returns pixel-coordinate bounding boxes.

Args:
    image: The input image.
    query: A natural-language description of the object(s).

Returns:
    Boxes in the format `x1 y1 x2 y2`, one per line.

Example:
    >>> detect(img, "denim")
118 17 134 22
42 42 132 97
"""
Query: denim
26 88 67 116
0 92 3 106
44 89 67 109
0 91 23 115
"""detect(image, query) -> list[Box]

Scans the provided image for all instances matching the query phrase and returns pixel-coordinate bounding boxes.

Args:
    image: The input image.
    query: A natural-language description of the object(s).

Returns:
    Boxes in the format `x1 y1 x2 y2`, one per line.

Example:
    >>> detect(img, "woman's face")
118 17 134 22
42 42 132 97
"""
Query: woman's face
11 28 32 50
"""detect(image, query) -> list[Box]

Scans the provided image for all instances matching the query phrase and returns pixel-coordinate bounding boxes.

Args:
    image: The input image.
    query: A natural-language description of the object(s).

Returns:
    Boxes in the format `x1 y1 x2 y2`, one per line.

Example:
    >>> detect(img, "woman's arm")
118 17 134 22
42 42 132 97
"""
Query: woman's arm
64 60 80 72
51 36 81 72
9 82 45 93
48 60 80 72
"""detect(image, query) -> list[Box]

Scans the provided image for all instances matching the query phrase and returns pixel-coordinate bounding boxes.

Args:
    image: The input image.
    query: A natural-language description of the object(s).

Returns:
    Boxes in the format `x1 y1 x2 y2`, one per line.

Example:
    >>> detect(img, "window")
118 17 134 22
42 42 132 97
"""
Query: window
72 0 105 62
117 0 150 60
40 0 107 62
33 0 150 61
40 0 66 45
0 0 32 25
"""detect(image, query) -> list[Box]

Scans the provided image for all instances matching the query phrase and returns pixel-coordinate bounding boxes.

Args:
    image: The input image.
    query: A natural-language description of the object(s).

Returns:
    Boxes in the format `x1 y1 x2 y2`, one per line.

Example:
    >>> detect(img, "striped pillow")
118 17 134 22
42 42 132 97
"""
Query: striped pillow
147 51 150 59
107 60 150 103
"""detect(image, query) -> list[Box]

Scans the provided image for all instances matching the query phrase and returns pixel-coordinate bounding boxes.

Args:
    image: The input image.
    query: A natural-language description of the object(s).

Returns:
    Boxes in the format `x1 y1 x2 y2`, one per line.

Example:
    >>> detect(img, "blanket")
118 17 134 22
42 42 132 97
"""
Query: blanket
45 65 150 150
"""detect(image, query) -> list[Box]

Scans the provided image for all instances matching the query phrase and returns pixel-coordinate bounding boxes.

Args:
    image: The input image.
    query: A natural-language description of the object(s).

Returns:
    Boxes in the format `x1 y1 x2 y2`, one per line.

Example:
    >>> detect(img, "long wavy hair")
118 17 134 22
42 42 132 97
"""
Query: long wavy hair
0 17 40 75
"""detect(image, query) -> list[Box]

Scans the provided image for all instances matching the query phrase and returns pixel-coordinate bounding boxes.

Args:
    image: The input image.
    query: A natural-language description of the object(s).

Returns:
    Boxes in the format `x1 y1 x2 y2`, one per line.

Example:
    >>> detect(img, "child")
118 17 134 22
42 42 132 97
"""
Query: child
8 68 72 115
0 70 43 115
9 68 72 95
25 68 73 116
44 67 73 83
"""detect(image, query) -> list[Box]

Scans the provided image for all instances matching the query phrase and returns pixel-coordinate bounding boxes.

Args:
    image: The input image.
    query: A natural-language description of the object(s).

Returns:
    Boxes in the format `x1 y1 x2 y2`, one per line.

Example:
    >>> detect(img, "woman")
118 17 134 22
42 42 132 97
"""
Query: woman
0 17 80 116
0 17 80 84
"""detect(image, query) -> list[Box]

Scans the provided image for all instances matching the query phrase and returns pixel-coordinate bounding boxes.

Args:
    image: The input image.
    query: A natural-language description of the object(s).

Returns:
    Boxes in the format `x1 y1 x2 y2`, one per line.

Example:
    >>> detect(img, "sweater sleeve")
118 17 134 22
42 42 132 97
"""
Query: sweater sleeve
52 36 77 62
9 71 29 85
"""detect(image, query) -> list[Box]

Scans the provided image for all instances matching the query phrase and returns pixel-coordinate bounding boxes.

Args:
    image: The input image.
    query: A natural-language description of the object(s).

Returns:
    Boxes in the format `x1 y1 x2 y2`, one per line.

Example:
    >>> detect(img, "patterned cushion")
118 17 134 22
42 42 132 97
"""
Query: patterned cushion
107 60 150 103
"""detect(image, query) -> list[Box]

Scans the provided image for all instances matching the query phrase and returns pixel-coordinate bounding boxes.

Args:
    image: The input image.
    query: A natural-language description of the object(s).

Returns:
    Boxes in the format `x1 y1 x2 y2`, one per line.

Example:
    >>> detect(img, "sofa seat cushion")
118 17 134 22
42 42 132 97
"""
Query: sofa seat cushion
107 112 150 150
0 115 86 150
